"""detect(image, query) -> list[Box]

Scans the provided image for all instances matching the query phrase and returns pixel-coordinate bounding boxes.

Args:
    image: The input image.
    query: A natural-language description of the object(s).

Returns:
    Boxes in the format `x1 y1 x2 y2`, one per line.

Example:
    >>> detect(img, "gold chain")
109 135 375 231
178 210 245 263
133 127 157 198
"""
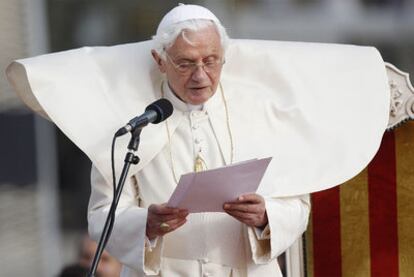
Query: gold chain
161 82 234 183
220 82 234 164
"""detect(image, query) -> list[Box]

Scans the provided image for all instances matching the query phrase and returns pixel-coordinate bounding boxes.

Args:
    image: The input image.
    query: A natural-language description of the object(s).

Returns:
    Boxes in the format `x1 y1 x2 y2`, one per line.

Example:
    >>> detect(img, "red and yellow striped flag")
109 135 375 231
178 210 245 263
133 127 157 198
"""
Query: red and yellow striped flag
306 121 414 277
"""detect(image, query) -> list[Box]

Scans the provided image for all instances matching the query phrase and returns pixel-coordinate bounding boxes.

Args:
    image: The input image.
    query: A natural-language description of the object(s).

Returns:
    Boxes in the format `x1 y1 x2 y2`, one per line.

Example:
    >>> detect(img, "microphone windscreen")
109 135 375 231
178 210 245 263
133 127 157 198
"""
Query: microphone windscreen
145 98 173 123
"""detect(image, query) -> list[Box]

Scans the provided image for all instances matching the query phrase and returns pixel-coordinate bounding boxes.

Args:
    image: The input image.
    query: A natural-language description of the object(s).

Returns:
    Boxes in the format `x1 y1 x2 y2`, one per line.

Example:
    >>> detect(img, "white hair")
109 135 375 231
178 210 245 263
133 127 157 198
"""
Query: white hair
152 19 230 60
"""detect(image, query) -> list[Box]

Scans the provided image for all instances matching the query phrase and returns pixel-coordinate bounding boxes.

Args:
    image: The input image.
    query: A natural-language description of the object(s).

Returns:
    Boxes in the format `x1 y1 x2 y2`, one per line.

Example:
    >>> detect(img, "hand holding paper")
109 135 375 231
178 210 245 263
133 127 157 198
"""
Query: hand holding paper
223 193 268 228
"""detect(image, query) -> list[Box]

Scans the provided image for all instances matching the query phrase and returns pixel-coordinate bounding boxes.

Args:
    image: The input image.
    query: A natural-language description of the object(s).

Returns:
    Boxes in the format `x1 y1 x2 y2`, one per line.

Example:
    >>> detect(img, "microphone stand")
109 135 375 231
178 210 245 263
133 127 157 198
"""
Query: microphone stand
88 128 142 277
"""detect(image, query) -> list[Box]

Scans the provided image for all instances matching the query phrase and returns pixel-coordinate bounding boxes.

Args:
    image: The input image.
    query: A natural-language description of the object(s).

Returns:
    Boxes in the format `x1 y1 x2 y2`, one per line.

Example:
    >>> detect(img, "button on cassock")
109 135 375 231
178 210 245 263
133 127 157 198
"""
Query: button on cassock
201 258 209 264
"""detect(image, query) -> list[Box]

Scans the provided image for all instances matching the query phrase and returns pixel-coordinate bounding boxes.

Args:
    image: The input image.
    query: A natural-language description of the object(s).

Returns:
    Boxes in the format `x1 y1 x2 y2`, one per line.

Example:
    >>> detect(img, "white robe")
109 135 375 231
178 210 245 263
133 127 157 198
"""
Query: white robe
88 83 310 276
5 38 389 276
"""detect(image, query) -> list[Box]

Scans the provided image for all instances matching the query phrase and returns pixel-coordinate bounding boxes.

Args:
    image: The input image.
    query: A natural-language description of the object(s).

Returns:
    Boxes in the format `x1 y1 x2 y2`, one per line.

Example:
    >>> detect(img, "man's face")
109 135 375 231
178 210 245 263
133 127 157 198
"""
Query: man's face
152 26 224 105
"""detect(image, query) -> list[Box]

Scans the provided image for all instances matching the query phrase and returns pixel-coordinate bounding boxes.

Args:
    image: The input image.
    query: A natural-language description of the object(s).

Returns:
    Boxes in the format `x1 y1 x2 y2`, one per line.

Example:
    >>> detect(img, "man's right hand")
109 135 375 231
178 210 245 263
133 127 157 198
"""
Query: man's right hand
146 204 189 240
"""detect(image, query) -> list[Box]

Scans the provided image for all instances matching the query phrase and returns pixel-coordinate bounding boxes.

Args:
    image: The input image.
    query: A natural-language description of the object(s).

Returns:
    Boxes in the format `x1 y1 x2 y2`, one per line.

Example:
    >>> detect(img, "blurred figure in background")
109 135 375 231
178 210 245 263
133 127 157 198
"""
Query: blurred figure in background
78 235 122 277
58 234 121 276
59 264 89 277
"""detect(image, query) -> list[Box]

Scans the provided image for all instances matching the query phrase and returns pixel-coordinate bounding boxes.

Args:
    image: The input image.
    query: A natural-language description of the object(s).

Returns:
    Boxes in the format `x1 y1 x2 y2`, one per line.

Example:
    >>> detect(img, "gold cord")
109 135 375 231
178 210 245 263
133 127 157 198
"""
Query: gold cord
219 82 234 164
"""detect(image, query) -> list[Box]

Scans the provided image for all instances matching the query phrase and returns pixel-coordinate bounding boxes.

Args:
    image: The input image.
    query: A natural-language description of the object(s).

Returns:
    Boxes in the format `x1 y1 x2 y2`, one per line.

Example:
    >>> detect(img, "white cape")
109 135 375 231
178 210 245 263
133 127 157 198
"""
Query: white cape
6 39 390 197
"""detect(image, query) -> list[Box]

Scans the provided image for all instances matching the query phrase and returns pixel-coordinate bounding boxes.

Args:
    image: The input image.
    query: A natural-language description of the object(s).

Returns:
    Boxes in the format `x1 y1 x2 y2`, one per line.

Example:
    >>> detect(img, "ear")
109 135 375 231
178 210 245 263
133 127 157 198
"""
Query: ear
151 50 166 73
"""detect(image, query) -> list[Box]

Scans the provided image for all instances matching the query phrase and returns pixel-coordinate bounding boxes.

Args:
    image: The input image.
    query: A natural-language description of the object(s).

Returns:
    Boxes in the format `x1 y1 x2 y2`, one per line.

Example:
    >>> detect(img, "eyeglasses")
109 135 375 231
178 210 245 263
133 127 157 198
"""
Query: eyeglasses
166 53 225 75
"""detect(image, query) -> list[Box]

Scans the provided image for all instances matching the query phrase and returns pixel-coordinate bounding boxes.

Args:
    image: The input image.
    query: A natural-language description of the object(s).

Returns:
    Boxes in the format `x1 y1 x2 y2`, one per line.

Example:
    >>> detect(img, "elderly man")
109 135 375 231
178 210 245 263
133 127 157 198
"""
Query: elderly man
88 4 310 277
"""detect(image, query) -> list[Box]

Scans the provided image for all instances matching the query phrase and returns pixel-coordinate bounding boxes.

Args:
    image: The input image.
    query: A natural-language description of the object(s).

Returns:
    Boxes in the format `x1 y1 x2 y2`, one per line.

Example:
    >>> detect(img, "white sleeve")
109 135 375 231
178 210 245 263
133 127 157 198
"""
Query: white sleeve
247 194 310 264
87 165 163 275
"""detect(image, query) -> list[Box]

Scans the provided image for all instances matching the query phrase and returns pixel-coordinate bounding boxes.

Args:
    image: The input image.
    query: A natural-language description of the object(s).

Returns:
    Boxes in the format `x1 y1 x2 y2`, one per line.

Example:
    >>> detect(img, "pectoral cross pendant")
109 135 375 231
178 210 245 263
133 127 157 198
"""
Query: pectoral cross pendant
194 154 206 172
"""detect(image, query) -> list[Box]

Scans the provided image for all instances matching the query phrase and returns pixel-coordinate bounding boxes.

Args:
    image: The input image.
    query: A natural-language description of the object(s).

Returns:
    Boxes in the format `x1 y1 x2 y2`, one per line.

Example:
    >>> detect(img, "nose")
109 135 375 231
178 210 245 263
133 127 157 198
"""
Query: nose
191 65 209 82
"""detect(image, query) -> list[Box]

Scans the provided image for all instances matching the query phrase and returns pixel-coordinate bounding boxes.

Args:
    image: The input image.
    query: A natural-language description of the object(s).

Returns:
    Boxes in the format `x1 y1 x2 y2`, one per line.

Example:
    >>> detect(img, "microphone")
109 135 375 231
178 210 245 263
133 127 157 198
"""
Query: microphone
115 98 173 137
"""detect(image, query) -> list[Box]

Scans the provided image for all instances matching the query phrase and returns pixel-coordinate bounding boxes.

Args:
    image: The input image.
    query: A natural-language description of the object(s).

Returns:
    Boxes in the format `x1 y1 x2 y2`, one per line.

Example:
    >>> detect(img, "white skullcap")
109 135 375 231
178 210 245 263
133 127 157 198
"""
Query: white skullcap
156 3 220 34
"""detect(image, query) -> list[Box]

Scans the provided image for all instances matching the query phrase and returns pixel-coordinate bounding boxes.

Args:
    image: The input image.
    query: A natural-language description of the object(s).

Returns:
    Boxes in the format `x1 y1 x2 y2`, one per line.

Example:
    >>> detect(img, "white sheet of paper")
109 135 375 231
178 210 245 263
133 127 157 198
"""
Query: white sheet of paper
167 157 272 213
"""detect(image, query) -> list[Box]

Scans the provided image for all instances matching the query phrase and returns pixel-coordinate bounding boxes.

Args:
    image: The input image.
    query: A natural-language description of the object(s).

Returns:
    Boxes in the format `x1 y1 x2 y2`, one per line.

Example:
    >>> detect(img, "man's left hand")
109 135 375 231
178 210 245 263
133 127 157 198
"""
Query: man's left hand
223 193 268 228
